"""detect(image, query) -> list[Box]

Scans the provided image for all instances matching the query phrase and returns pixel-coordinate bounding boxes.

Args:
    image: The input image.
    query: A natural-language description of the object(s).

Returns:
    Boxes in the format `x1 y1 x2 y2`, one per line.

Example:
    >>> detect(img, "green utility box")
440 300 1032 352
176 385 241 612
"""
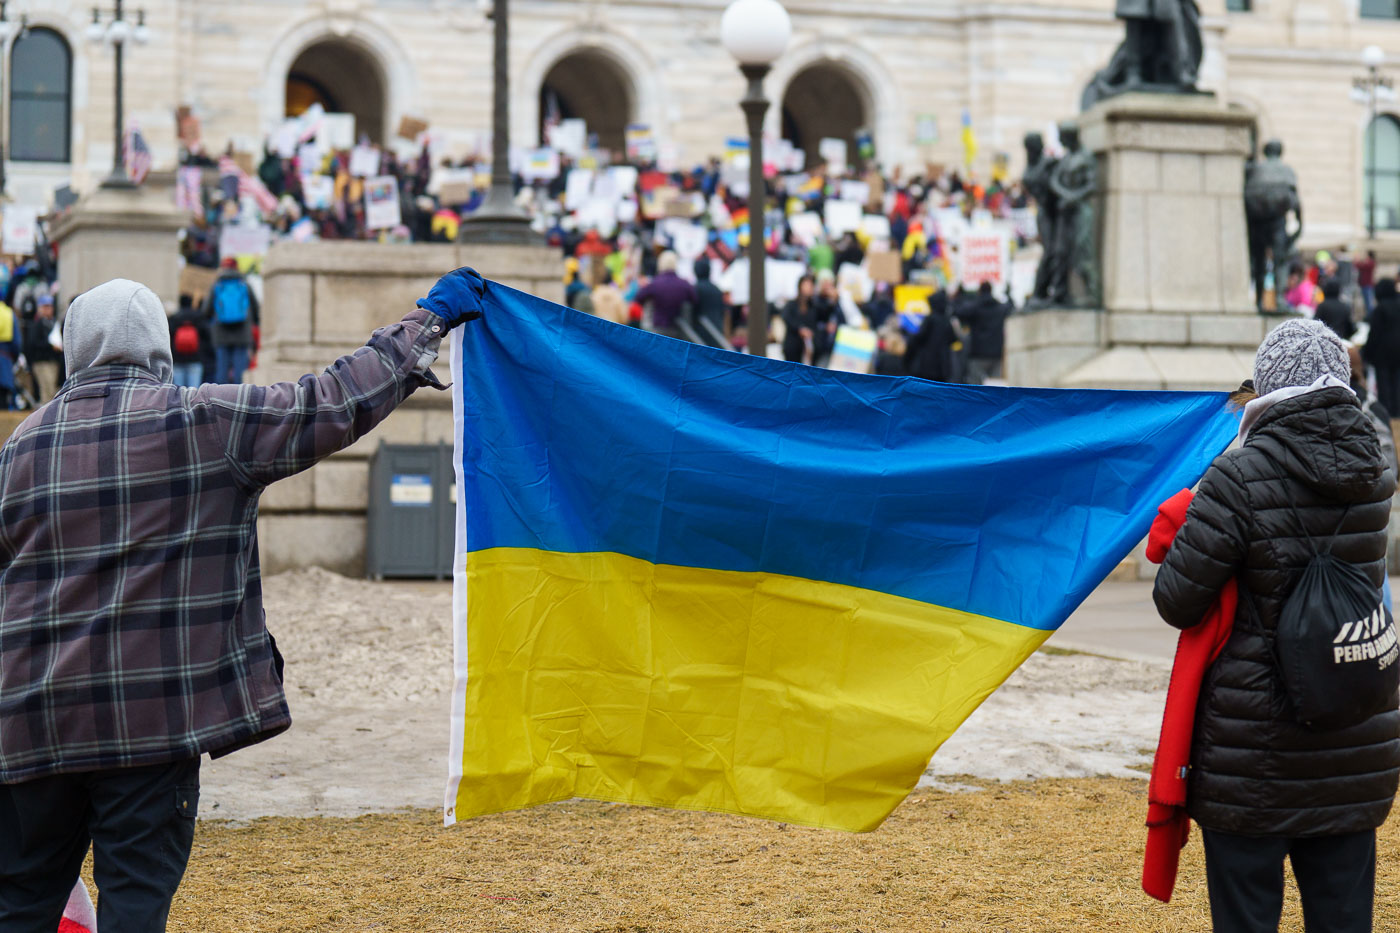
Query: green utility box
366 442 456 579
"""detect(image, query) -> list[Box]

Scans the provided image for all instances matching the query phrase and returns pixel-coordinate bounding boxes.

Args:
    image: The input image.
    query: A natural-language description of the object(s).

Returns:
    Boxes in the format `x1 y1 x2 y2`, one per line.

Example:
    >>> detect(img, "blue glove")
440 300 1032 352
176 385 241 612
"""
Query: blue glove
417 267 486 327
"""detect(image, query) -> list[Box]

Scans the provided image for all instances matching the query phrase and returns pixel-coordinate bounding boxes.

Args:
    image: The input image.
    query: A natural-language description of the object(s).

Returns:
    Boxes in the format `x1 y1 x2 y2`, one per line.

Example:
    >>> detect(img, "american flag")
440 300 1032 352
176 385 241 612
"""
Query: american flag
175 165 202 213
218 154 279 215
123 124 152 185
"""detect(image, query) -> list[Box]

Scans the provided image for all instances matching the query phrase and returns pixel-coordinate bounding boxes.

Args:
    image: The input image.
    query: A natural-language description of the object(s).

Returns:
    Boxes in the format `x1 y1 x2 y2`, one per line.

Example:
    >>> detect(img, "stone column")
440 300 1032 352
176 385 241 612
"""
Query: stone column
254 240 563 575
48 173 186 309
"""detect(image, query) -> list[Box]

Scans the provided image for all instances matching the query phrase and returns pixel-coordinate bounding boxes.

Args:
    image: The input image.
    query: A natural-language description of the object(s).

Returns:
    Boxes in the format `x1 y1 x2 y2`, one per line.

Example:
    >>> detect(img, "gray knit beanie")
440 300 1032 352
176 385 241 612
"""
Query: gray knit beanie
1253 319 1351 397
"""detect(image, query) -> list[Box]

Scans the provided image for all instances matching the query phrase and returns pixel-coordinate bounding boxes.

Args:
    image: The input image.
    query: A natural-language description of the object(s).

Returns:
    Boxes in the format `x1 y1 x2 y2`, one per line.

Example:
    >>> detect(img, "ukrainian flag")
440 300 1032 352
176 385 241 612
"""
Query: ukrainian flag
445 282 1238 832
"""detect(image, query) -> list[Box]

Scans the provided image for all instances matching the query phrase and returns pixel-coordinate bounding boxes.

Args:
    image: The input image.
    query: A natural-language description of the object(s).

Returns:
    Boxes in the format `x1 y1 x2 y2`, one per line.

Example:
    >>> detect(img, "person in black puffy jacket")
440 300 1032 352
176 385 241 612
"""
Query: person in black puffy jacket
1154 318 1399 933
1364 277 1400 414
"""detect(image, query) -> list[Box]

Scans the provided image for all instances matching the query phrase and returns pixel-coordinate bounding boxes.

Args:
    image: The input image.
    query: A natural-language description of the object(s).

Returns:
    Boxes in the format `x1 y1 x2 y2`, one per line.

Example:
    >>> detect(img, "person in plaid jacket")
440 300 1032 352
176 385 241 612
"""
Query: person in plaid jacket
0 269 484 930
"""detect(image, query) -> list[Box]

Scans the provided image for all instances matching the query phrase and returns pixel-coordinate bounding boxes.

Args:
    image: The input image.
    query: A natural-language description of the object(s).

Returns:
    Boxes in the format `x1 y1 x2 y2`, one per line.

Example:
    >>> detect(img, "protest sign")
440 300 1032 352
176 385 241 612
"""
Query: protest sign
232 151 256 176
616 199 639 224
860 214 893 242
828 326 879 375
788 212 825 247
319 113 356 150
564 169 595 209
297 141 323 172
397 115 429 141
668 222 709 260
664 192 705 219
548 118 587 158
840 180 871 205
218 223 272 258
894 283 935 313
960 230 1010 287
720 257 807 305
177 264 219 306
521 148 561 182
866 250 903 285
823 199 862 236
270 120 300 158
837 263 874 304
916 114 940 145
933 207 969 247
607 165 639 197
625 124 656 162
641 185 681 220
349 145 380 178
820 137 848 175
656 141 681 173
577 198 618 237
301 173 334 210
364 175 402 230
438 178 474 206
2 206 37 256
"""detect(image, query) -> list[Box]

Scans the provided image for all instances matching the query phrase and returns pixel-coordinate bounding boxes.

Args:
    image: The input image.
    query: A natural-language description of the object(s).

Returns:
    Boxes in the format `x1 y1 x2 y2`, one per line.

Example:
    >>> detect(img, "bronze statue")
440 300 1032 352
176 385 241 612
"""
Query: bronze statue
1082 0 1203 109
1048 122 1099 307
1244 139 1302 311
1022 132 1060 306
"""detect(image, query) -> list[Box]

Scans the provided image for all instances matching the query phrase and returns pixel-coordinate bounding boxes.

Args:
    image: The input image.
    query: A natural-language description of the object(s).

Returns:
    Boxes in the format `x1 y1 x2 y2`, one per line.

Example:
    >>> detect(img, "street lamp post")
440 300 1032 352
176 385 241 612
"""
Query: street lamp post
721 0 791 357
460 0 538 245
0 2 29 200
86 1 150 190
1359 45 1391 242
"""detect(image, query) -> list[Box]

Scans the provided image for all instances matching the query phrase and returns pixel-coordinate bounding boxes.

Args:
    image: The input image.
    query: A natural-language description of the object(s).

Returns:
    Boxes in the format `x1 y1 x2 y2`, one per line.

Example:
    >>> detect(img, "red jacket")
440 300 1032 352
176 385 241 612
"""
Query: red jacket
1142 489 1236 903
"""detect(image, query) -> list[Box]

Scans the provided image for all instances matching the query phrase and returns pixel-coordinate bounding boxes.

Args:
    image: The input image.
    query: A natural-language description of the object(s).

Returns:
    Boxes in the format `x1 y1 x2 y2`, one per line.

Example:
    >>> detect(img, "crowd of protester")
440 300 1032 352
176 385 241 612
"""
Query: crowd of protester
169 122 1033 381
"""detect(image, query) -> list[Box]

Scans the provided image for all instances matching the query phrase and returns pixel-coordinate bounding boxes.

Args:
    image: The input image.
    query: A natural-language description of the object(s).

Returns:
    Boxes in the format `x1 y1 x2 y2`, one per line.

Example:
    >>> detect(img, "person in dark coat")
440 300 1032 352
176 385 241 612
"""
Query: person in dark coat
21 294 62 403
1314 279 1355 341
957 282 1011 384
1364 278 1400 414
779 275 819 364
693 259 728 340
903 294 958 383
1154 319 1399 933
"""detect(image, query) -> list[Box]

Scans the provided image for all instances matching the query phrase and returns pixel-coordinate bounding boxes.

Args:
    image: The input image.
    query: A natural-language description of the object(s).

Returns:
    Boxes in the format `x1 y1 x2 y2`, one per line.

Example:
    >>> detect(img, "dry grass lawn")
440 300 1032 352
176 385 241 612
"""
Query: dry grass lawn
143 777 1400 931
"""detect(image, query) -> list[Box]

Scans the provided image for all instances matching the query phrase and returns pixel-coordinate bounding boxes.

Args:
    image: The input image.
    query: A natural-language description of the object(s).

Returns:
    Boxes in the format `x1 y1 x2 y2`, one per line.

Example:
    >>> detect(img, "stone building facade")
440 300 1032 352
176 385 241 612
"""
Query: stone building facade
10 0 1400 251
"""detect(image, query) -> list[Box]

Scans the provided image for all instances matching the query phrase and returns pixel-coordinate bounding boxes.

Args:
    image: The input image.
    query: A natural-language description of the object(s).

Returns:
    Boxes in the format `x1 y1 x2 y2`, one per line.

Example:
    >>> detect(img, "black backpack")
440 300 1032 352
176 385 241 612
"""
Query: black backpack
1269 480 1400 730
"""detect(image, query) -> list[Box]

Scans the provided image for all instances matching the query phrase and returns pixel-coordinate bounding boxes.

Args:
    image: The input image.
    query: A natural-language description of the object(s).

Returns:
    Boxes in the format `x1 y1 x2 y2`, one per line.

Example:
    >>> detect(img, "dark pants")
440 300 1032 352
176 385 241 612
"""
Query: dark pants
0 757 200 933
1375 365 1400 417
1202 828 1375 933
213 345 250 385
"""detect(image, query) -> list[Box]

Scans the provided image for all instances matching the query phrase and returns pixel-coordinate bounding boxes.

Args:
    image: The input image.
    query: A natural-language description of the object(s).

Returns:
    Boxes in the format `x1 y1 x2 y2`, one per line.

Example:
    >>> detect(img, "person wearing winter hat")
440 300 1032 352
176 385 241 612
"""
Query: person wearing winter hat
0 270 487 929
1154 317 1399 932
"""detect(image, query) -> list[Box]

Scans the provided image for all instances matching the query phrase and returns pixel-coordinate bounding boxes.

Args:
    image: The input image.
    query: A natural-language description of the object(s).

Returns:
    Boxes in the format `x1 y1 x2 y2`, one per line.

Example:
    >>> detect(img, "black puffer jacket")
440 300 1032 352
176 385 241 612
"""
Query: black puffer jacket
1154 386 1400 837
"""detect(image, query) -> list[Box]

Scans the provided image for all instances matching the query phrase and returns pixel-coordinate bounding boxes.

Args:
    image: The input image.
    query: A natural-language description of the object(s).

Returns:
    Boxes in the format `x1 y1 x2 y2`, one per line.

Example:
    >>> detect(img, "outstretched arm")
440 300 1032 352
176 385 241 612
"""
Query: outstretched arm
201 267 485 489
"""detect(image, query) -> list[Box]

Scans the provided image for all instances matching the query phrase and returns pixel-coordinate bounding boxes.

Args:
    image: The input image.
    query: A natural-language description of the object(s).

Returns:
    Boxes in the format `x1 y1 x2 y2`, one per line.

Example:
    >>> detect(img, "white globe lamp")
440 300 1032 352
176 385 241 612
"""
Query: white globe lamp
720 0 791 67
720 0 790 356
1364 45 1386 69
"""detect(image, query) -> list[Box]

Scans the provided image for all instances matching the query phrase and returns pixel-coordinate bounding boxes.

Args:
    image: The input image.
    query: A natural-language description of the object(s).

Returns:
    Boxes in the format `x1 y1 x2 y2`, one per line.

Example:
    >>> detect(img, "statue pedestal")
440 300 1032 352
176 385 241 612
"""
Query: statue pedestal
1008 94 1274 391
49 175 187 310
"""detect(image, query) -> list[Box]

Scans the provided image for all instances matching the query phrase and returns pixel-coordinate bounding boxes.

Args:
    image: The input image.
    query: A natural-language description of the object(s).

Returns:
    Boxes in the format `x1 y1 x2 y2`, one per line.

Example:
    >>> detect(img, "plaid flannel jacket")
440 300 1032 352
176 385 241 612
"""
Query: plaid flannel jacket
0 309 446 783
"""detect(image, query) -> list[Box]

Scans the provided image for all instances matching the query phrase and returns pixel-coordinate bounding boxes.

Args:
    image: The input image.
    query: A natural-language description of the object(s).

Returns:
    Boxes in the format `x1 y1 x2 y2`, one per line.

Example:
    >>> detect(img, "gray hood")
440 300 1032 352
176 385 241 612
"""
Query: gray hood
63 278 173 382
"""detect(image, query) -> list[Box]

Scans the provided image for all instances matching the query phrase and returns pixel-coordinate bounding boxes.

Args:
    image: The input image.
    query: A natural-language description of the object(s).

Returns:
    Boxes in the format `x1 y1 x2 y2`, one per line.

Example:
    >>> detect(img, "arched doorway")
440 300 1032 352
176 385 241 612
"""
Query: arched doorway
286 39 387 143
781 62 871 170
538 49 634 155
